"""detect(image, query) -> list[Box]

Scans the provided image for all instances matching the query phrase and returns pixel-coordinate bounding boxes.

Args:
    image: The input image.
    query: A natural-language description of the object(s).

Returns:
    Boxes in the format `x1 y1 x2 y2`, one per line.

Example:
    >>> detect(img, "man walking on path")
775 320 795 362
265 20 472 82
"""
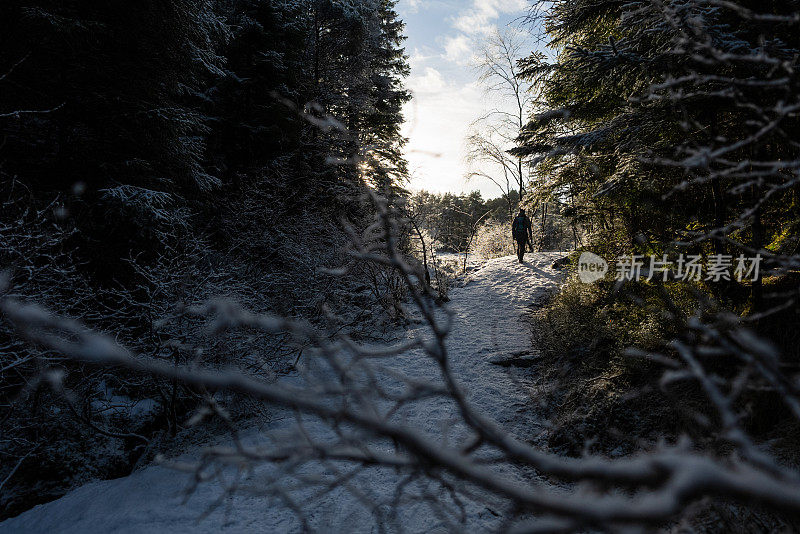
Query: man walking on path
511 208 533 263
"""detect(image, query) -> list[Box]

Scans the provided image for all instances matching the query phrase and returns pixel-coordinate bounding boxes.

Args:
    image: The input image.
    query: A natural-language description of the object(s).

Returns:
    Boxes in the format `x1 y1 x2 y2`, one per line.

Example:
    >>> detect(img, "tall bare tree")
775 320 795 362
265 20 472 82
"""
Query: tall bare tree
466 29 540 216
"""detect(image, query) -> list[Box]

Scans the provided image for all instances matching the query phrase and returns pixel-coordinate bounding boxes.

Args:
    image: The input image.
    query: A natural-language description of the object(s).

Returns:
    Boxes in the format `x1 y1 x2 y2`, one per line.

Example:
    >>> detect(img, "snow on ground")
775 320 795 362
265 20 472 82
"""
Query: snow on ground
1 253 565 534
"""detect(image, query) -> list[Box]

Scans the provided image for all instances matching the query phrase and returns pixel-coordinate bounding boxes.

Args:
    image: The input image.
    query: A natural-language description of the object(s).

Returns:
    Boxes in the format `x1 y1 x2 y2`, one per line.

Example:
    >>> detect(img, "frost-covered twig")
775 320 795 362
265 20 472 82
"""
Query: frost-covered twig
6 195 800 530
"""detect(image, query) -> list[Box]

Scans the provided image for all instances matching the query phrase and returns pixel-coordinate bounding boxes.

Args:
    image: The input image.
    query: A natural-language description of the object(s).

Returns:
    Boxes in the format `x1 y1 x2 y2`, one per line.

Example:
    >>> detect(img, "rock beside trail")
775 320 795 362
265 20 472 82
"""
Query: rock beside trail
551 256 571 269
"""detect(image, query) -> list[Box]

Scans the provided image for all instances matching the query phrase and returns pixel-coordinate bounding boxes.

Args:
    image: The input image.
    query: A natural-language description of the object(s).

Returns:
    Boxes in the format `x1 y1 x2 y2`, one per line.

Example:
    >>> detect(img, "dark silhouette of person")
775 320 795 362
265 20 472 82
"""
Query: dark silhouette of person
511 208 533 263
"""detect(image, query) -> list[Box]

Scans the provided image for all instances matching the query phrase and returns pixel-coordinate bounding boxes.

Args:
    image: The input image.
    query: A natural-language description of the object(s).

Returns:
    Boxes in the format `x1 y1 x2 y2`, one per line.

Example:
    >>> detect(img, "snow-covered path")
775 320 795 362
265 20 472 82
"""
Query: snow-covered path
1 254 564 534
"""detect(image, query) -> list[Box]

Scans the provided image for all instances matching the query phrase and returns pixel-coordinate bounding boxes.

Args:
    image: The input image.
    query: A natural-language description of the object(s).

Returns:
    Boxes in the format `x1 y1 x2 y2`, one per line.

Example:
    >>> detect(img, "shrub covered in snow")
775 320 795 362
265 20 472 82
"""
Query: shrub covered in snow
473 221 516 259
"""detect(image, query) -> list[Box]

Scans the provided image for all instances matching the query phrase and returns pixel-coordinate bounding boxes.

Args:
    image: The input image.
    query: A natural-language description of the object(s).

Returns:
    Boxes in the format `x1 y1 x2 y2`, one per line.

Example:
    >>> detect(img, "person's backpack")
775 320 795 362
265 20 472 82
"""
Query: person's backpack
512 215 526 238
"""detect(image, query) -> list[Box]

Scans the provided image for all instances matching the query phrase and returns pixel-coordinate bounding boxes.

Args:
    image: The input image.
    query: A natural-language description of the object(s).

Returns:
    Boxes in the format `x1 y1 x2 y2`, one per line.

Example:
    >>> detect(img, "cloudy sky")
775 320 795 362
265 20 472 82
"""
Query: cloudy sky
397 0 531 198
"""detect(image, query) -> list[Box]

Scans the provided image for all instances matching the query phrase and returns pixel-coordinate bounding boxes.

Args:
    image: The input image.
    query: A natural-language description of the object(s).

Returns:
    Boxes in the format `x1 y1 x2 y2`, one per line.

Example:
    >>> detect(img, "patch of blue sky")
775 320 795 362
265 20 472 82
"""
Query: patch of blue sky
397 1 549 198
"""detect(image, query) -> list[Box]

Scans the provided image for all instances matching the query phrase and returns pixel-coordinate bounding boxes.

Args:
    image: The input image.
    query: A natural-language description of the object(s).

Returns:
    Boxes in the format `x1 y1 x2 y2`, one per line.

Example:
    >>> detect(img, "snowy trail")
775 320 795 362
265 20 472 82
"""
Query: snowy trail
2 253 564 534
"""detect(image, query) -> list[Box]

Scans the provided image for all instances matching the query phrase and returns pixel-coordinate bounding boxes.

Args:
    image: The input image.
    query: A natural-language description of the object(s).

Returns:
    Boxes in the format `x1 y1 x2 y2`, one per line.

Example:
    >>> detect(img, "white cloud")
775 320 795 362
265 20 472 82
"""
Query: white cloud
443 35 474 65
403 78 492 194
407 66 447 94
401 0 423 14
398 0 532 197
452 0 528 36
442 1 529 66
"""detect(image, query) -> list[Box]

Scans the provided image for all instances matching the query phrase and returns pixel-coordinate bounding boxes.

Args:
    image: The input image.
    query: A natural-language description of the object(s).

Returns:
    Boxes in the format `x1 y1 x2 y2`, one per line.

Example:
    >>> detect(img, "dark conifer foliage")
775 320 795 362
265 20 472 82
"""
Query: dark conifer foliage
0 2 226 244
0 0 410 518
517 0 800 263
515 3 800 525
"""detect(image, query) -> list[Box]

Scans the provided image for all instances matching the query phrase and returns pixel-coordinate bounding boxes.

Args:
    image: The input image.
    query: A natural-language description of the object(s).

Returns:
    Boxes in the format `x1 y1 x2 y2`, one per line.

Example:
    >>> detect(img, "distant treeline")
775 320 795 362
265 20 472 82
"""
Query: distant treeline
408 190 518 252
409 189 576 253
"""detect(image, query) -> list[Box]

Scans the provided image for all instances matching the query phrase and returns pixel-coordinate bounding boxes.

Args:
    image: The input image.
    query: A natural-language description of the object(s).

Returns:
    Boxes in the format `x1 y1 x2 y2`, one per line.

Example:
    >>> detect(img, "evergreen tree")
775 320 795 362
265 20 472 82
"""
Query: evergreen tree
516 0 800 270
0 0 227 256
0 0 412 514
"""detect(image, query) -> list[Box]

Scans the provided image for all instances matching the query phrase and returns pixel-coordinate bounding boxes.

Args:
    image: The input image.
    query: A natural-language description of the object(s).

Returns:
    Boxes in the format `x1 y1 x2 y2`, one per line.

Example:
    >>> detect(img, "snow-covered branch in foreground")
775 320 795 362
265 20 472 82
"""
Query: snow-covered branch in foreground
4 194 800 531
